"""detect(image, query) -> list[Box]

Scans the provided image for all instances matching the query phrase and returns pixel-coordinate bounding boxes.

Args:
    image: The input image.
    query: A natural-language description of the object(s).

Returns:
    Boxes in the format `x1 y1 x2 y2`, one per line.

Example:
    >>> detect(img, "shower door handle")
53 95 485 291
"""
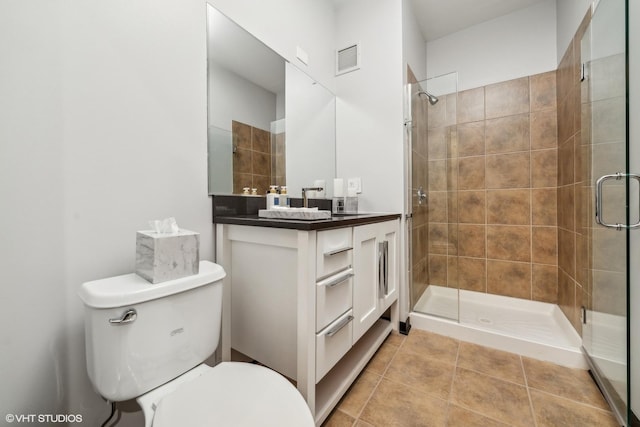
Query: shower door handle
595 172 640 230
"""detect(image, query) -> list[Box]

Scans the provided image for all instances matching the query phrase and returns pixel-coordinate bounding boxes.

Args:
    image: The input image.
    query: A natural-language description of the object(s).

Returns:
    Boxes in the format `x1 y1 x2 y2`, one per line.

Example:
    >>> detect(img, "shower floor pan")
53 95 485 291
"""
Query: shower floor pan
411 285 587 369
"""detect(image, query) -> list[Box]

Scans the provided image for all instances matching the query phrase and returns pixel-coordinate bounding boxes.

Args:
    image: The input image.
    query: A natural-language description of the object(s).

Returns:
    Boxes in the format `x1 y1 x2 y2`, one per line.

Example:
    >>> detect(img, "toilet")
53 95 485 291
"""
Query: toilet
79 260 314 427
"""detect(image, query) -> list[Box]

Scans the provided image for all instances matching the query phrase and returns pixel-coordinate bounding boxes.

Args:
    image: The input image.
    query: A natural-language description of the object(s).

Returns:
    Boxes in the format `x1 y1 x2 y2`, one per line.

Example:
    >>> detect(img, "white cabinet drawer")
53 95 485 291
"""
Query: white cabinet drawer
316 309 353 382
316 228 353 279
316 268 353 333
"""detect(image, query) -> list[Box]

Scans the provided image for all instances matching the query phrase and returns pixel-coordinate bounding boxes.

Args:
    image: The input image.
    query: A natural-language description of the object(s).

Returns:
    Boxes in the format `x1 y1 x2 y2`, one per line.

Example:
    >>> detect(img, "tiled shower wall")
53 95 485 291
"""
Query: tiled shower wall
426 71 560 303
232 120 272 195
409 67 430 306
556 12 591 334
557 9 627 335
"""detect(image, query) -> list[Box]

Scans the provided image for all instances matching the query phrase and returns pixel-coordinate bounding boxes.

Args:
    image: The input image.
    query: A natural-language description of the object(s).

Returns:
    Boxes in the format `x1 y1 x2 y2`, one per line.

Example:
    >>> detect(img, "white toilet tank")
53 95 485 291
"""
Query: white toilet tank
78 260 226 401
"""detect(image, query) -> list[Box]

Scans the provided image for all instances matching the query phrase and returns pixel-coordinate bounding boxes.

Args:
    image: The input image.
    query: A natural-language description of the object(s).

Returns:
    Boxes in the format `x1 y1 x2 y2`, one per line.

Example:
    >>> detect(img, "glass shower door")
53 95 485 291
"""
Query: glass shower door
408 72 459 321
581 0 630 423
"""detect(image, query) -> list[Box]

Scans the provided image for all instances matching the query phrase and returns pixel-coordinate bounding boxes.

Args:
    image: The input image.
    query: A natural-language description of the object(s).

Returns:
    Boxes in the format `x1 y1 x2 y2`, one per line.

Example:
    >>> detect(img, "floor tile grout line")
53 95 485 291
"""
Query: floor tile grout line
527 386 616 413
352 338 404 425
444 339 462 426
521 354 539 427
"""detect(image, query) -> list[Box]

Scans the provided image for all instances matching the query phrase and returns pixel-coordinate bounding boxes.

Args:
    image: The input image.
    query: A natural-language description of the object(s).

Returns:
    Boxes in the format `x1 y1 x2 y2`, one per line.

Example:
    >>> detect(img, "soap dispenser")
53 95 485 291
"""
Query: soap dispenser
278 186 289 207
266 185 279 209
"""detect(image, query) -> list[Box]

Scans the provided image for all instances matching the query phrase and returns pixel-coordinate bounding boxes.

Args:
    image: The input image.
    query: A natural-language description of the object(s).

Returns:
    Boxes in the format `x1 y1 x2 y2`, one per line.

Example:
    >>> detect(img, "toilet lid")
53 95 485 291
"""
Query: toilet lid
153 362 315 427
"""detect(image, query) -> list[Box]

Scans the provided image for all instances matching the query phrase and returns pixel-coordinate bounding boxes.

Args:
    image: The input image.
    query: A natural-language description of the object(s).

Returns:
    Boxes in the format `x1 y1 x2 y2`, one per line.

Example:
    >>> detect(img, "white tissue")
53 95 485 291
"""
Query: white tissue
148 217 180 234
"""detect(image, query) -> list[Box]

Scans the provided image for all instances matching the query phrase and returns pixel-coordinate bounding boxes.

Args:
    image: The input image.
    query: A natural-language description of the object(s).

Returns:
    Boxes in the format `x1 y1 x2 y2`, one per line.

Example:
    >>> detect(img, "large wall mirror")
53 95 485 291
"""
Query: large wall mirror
206 4 336 197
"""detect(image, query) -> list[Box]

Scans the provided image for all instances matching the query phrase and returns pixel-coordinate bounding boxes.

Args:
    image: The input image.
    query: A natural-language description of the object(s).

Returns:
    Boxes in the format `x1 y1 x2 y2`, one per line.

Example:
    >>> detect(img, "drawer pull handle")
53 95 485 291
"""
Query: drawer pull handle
324 246 353 256
325 315 353 337
323 271 354 288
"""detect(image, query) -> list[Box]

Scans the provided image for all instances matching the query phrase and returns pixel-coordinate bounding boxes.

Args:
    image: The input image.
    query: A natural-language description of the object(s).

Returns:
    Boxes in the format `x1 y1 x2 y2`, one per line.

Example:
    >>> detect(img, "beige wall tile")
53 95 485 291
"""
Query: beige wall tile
531 149 557 188
252 174 270 195
457 87 485 124
558 228 576 278
458 190 486 224
485 114 530 154
485 77 530 119
458 225 486 258
557 93 576 144
558 269 576 322
487 189 531 225
429 223 448 255
429 254 448 285
232 120 252 149
532 264 558 303
557 137 575 186
233 147 252 174
427 191 448 223
532 226 558 265
487 260 532 299
530 71 557 112
252 150 271 176
457 121 485 157
428 160 446 191
487 226 531 262
252 127 270 153
532 188 557 226
428 128 447 160
531 109 558 149
458 257 486 292
557 184 575 231
458 156 486 190
486 152 530 189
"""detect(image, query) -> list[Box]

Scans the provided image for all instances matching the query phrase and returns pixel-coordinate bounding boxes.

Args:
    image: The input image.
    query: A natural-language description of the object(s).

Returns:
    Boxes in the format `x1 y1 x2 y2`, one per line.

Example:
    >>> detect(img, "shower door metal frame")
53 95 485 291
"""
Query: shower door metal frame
581 0 634 424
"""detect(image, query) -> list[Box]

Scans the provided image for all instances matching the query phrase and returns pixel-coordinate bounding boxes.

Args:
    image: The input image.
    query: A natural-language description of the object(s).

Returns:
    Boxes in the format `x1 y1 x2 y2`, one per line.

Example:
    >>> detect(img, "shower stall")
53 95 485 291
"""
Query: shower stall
406 0 636 423
406 68 585 368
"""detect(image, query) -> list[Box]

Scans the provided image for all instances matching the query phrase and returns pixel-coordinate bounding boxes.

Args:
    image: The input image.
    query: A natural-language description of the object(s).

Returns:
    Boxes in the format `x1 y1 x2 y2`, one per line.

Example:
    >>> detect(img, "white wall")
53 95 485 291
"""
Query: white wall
335 0 405 214
208 62 278 131
426 0 557 91
0 1 68 419
556 0 593 64
0 1 335 426
402 0 427 85
285 63 336 197
208 0 336 92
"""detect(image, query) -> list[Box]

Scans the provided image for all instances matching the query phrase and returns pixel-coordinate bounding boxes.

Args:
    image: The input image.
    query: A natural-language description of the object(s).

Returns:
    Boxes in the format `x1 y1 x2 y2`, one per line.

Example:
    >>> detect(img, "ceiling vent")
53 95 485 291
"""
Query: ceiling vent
336 42 360 76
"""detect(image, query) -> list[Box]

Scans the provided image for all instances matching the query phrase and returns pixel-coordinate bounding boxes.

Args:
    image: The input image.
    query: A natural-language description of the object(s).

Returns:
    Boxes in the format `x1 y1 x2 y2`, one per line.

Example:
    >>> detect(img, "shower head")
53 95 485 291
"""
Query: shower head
417 90 439 105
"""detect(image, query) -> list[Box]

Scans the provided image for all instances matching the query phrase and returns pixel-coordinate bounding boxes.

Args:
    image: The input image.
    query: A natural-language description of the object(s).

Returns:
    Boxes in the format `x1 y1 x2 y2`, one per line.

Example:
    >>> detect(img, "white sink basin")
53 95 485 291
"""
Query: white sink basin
258 208 331 221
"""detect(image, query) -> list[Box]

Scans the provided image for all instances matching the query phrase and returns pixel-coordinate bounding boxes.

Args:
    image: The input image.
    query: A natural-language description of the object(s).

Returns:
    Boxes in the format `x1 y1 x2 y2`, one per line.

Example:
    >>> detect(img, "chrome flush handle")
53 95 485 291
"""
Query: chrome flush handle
109 308 137 325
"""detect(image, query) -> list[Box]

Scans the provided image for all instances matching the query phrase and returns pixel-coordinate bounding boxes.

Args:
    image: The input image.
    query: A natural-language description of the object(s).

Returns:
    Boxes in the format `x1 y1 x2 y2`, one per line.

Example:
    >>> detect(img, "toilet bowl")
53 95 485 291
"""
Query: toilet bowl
79 260 314 426
140 363 313 427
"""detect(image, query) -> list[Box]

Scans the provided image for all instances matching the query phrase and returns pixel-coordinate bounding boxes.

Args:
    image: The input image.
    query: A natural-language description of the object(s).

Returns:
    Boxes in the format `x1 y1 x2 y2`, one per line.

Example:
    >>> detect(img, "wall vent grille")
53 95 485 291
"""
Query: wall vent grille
336 43 360 75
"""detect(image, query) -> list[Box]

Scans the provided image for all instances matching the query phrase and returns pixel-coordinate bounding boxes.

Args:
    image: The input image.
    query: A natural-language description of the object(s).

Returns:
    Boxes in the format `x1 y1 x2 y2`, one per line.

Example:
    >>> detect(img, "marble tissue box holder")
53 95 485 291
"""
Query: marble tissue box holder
135 229 200 284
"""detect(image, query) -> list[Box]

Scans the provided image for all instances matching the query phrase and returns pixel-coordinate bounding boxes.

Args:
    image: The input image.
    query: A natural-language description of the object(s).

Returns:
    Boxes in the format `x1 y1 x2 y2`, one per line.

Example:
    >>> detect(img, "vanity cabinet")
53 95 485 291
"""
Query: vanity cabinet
352 221 398 343
216 217 399 426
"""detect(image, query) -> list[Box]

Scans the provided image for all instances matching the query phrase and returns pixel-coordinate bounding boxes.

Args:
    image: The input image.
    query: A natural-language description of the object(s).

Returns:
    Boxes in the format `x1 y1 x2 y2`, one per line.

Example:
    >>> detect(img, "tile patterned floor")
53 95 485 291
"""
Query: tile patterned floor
322 329 619 427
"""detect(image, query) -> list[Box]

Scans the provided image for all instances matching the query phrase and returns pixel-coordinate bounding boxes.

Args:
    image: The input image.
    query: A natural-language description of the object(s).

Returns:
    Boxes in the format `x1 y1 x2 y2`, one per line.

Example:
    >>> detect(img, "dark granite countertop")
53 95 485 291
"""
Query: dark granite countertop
212 194 400 231
214 212 401 231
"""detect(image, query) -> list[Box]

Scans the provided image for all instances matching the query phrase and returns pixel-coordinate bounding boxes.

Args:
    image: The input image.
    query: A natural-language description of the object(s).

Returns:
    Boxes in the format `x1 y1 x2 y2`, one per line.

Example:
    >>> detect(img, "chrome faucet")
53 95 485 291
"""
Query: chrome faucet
301 187 323 208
